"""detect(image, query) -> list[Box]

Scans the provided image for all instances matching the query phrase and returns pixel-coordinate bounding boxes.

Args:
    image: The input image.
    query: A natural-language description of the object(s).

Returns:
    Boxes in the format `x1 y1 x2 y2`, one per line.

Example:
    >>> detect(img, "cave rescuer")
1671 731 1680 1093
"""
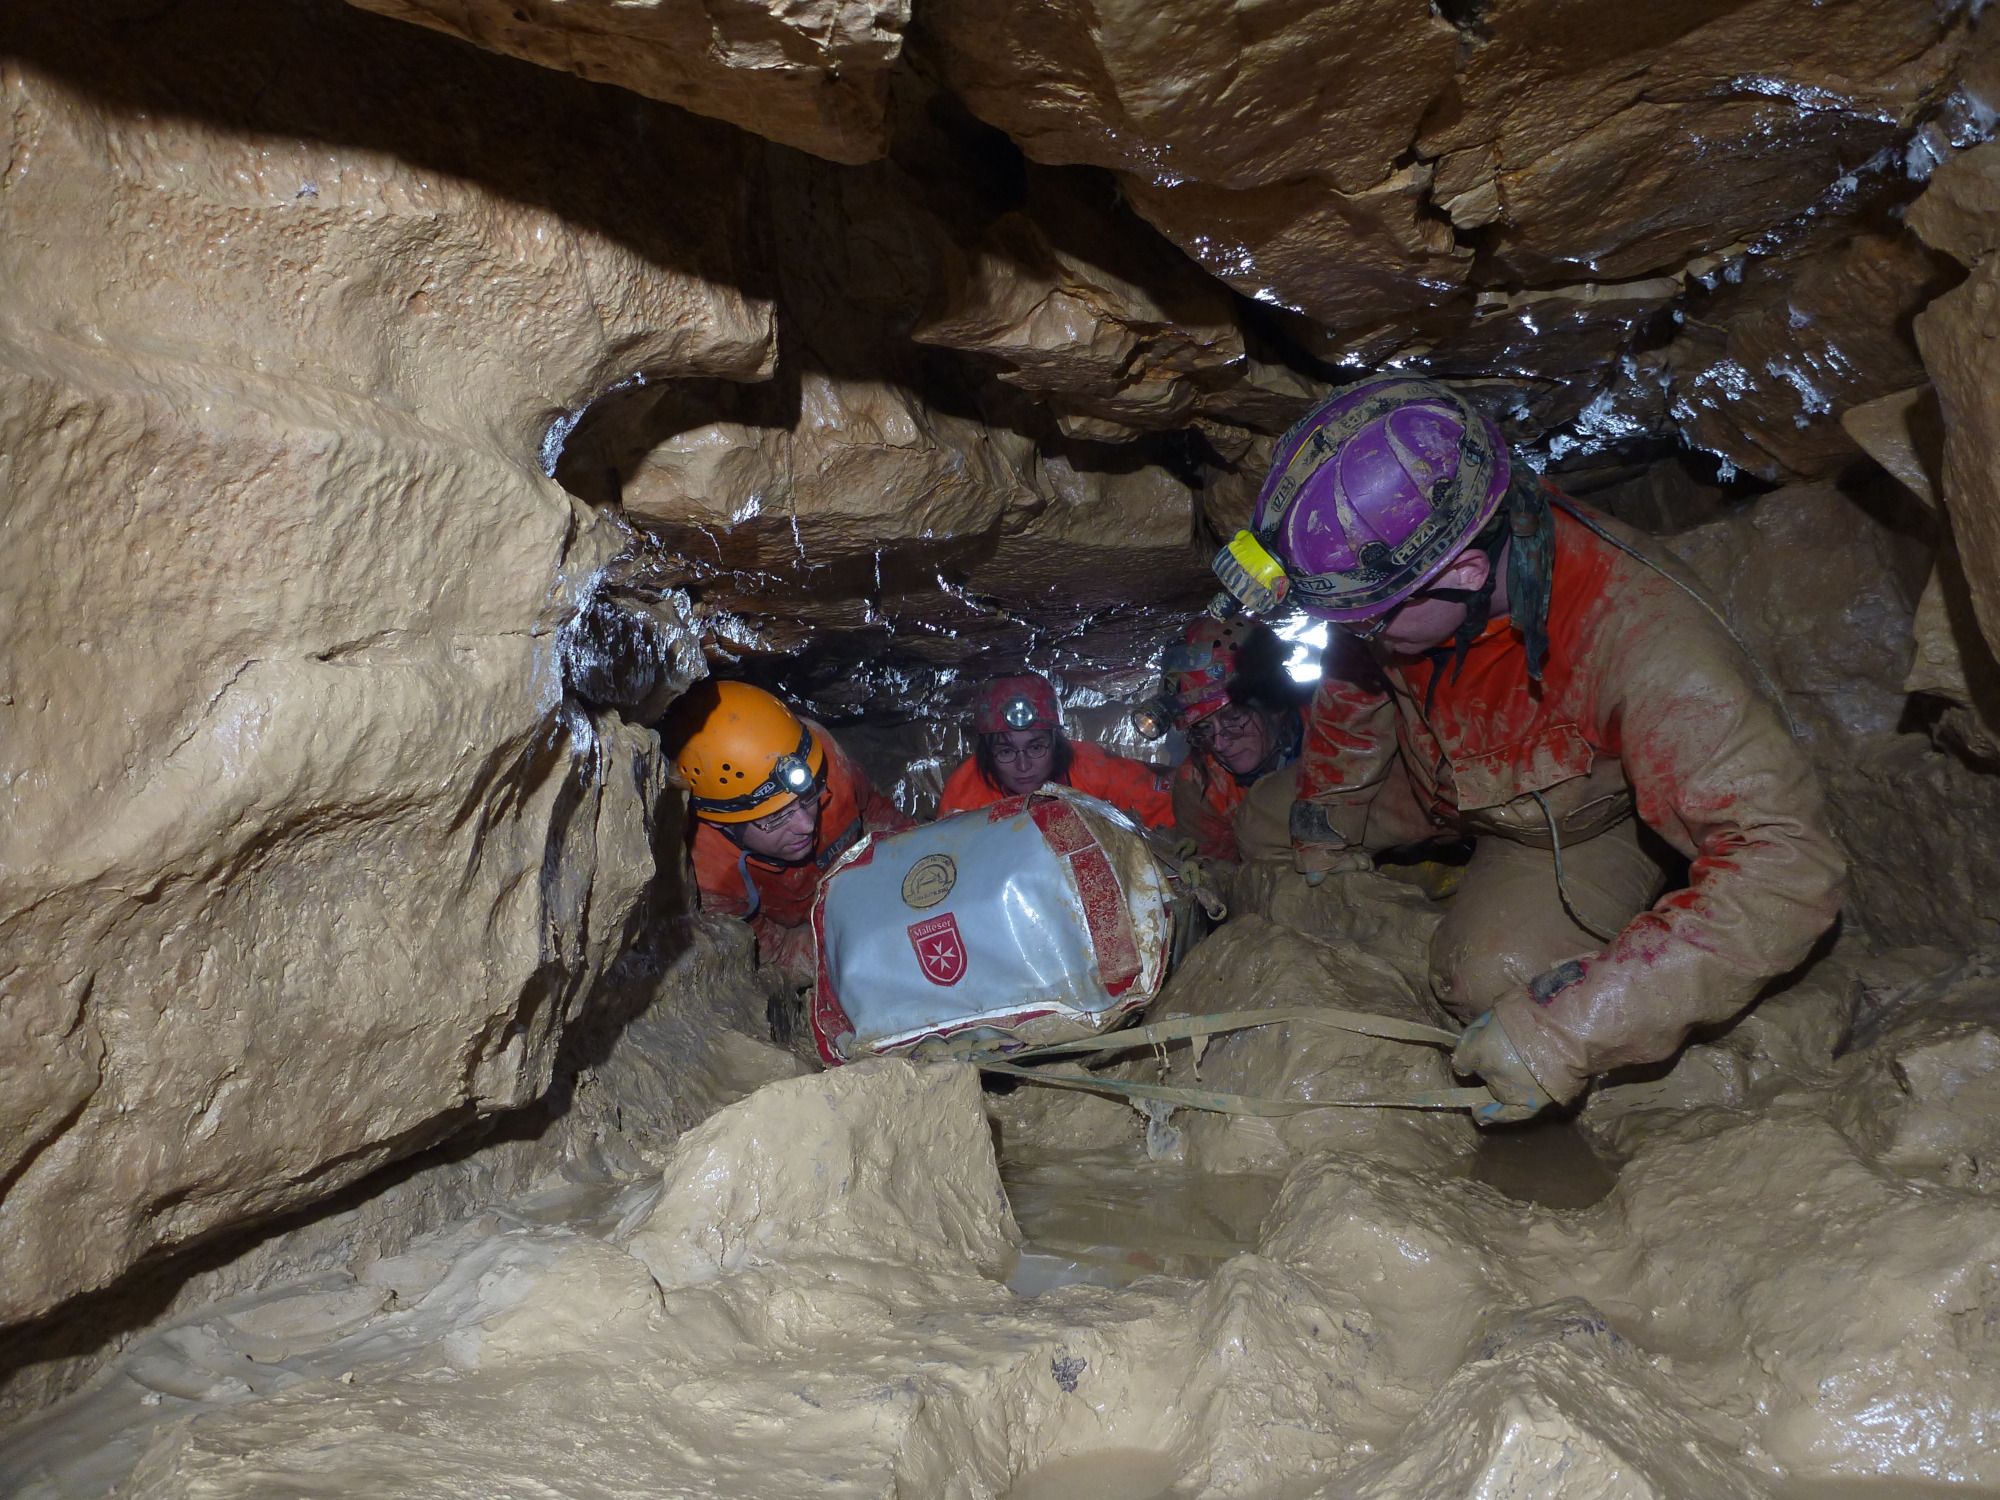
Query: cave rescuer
665 680 912 987
1212 375 1846 1124
1165 616 1304 863
937 672 1175 829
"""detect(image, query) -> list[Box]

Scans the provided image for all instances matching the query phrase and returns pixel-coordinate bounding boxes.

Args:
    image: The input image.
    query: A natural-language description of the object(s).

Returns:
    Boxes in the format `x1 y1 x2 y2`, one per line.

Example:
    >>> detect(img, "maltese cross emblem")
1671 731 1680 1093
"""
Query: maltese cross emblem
906 913 967 987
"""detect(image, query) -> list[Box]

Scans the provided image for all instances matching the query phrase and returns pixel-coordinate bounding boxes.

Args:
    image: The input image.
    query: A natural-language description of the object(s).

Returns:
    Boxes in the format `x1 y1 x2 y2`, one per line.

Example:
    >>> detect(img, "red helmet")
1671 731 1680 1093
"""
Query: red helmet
973 673 1061 734
1164 616 1252 727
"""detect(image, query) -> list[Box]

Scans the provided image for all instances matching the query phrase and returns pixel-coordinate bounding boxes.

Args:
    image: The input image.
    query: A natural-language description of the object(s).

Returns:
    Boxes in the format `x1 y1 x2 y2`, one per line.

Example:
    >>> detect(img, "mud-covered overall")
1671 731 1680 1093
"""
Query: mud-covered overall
1283 504 1847 1104
692 725 912 984
1172 758 1252 862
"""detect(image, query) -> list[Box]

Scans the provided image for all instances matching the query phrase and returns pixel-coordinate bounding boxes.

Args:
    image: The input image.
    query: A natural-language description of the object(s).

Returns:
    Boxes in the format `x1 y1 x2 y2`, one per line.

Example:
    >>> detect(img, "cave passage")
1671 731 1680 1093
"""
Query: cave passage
6 0 2000 1496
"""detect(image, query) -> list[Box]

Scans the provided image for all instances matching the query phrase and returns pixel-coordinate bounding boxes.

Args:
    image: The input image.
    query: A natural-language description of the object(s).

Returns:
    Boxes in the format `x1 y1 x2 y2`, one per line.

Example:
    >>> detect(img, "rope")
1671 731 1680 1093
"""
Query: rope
976 1059 1497 1117
968 1006 1494 1117
1529 790 1620 942
1007 1006 1461 1058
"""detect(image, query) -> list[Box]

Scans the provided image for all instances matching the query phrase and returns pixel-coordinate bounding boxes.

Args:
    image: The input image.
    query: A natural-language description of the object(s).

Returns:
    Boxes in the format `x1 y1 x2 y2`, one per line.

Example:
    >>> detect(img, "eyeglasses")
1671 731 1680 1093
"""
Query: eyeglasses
746 791 818 835
1188 704 1257 751
991 735 1052 765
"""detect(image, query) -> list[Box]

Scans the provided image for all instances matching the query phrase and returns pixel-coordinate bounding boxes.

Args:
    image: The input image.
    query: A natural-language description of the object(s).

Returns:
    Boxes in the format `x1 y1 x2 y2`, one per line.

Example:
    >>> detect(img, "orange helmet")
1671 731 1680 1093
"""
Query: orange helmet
665 681 826 825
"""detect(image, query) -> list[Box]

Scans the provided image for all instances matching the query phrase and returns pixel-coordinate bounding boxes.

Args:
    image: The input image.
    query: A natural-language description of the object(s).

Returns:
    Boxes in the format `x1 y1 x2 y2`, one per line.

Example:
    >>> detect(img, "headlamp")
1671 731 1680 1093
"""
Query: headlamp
774 753 814 794
1001 696 1039 730
1211 530 1290 618
1130 695 1176 742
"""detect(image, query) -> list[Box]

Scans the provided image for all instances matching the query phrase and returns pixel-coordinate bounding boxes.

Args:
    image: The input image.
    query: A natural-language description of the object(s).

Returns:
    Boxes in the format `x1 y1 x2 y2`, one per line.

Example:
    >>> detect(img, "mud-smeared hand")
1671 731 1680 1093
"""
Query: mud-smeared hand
1299 852 1374 886
1453 1010 1554 1126
1289 799 1368 884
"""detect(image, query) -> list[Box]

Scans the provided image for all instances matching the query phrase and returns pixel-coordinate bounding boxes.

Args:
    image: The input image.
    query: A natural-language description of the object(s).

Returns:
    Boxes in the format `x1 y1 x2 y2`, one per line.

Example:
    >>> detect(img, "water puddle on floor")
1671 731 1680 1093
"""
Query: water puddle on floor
1469 1116 1621 1210
1000 1147 1282 1294
1002 1448 1183 1500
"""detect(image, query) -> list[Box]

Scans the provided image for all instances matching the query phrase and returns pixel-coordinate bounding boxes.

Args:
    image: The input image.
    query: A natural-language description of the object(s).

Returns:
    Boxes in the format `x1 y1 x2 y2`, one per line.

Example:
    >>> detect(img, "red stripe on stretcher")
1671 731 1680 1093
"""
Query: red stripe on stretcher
1029 799 1142 997
810 877 857 1066
986 794 1031 824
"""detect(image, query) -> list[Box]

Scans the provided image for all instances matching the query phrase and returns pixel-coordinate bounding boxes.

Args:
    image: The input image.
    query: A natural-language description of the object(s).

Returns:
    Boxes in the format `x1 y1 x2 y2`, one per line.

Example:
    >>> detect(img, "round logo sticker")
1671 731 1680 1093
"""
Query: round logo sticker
900 853 957 910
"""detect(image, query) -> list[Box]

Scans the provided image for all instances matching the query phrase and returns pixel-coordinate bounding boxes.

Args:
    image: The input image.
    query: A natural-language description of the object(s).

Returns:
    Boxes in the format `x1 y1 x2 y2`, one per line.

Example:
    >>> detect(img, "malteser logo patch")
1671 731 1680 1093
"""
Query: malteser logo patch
907 912 967 986
900 853 957 910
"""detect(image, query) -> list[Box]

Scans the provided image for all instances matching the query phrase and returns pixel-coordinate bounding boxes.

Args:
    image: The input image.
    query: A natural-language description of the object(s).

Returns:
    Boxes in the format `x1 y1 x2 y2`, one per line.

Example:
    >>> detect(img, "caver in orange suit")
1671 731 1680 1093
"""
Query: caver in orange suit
939 740 1174 828
668 682 911 985
1283 502 1847 1103
691 730 909 982
938 672 1174 829
1164 615 1310 862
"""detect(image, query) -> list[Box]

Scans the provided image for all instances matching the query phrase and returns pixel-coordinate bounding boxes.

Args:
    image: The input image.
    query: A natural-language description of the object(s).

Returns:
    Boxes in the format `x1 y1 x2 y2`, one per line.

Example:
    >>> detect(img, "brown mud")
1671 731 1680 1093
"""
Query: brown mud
1468 1118 1622 1211
5 875 2000 1498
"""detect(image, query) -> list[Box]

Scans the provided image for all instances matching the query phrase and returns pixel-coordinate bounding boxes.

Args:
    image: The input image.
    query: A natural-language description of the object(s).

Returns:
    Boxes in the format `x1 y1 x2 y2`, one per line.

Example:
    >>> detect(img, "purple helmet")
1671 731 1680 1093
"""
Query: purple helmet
1251 377 1510 622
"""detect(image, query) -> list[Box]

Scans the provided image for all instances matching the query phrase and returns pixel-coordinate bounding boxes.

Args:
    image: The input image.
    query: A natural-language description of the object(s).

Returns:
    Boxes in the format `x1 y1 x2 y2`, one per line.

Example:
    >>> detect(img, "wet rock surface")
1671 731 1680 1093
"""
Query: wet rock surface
9 879 2000 1497
1667 481 2000 949
0 0 770 1332
11 0 2000 1464
343 0 908 164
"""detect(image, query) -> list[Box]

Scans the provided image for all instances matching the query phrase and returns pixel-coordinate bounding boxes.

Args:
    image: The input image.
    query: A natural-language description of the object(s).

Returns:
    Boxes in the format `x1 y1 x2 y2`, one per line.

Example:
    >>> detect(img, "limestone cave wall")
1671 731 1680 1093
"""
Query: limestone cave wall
6 0 2000 1411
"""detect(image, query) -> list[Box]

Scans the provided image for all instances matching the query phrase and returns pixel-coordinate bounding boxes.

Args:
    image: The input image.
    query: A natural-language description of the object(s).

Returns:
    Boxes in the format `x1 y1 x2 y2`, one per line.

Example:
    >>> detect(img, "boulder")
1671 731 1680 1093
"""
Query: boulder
0 0 770 1326
1917 255 2000 668
1420 0 1966 284
1662 233 1954 482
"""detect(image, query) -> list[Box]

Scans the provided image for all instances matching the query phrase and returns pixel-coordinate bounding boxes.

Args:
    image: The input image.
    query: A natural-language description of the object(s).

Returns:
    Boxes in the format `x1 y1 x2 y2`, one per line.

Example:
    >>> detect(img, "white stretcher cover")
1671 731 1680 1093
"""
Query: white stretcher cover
809 788 1175 1066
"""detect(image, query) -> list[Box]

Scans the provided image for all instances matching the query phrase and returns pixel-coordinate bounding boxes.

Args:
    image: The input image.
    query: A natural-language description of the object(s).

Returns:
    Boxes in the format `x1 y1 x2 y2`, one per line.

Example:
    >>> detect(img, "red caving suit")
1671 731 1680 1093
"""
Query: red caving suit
691 723 912 984
1291 501 1846 1102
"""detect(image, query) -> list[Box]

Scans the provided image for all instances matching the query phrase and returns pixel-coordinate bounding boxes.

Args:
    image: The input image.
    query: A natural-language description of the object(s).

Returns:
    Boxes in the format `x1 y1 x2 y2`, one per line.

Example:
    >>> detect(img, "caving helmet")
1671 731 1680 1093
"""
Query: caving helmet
972 673 1062 735
1164 615 1254 729
1213 376 1511 624
666 680 825 825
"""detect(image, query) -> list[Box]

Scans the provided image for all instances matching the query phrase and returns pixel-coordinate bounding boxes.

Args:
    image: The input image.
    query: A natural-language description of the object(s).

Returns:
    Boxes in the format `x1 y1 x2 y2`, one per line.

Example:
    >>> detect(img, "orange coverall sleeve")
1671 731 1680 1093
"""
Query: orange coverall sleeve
749 914 817 989
1072 743 1175 829
1493 583 1848 1101
935 756 994 817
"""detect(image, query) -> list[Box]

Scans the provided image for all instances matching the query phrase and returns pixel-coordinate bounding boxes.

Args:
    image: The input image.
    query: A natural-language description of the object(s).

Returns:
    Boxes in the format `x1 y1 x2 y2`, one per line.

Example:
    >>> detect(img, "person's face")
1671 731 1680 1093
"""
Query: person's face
1346 550 1490 658
1193 703 1273 777
734 790 823 861
990 728 1054 794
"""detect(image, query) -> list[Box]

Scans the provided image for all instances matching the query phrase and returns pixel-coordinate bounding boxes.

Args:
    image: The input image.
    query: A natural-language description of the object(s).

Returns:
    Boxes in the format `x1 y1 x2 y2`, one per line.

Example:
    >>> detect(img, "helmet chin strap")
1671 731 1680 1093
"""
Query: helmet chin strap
1417 528 1506 710
1416 472 1555 708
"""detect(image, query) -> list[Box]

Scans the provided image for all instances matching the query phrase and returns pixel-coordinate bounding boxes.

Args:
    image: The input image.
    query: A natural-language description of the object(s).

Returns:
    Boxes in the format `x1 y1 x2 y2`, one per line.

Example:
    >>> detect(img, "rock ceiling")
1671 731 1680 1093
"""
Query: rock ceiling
351 0 2000 715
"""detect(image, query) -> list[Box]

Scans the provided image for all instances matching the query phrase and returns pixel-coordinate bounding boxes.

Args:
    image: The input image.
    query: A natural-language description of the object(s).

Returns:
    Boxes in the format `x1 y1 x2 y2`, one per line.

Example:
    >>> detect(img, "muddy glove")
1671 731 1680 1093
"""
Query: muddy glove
1164 840 1228 921
1452 1010 1554 1126
1289 799 1371 885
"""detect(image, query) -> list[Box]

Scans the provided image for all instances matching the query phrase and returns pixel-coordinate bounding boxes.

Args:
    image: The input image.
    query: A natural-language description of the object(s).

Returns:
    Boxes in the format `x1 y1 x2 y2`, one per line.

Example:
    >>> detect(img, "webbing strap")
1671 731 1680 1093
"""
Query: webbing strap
977 1059 1495 1116
1007 1006 1460 1059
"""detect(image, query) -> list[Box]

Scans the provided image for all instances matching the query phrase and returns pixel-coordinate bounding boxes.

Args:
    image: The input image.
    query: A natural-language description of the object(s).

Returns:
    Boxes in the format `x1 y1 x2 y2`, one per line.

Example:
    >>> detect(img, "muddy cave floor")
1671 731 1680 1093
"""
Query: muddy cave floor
7 878 2000 1499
